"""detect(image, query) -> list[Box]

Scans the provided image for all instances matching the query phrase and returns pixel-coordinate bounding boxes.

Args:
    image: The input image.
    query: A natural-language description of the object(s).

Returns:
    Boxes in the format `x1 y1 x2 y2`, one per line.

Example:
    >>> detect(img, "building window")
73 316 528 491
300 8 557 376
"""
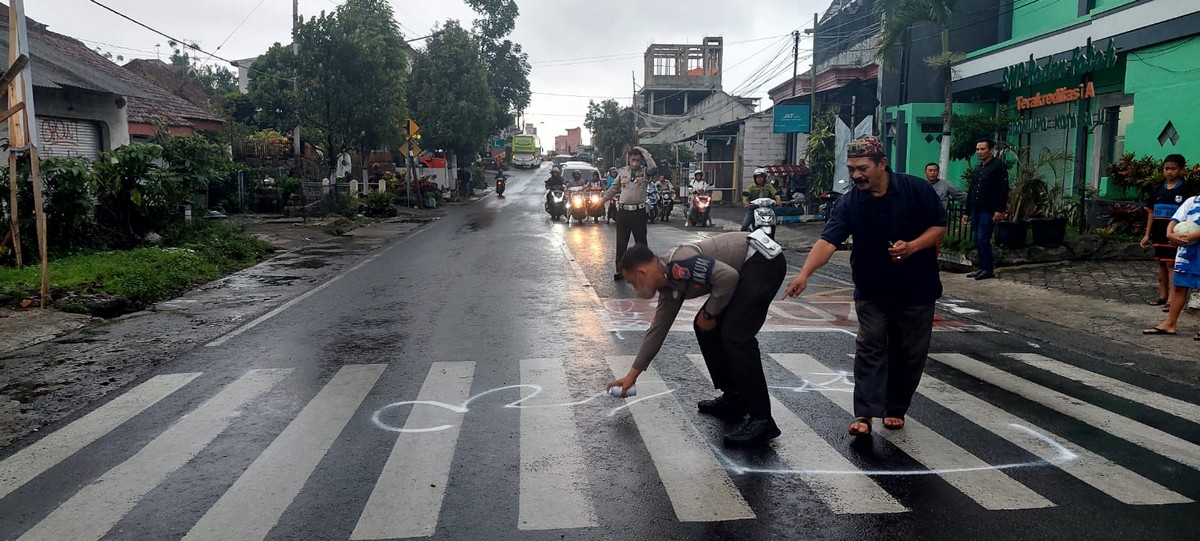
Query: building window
1102 104 1134 167
687 54 703 75
653 56 676 76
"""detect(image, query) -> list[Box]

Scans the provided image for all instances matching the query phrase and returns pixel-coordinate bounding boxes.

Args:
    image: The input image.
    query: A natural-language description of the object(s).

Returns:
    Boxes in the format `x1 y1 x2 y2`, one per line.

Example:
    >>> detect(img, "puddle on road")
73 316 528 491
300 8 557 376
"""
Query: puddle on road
219 274 304 289
274 258 328 269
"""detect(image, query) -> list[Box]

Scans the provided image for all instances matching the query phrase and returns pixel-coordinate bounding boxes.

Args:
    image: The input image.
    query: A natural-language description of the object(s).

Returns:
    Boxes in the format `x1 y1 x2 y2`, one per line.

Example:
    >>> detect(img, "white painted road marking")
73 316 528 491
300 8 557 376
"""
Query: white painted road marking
686 355 907 514
918 374 1190 505
518 358 599 530
773 354 1055 511
1004 353 1200 421
932 353 1200 470
184 364 386 541
605 355 755 522
17 369 292 541
352 361 475 540
0 372 200 500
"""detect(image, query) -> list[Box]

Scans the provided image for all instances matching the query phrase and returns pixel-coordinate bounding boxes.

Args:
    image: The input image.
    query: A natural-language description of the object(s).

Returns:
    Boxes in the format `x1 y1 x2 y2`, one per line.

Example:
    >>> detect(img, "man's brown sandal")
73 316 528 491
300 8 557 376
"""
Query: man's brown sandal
849 417 872 436
883 417 905 430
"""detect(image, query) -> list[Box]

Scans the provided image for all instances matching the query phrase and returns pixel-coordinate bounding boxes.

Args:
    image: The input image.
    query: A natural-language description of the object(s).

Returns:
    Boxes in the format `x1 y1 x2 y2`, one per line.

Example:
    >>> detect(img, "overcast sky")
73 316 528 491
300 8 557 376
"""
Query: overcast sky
31 0 830 144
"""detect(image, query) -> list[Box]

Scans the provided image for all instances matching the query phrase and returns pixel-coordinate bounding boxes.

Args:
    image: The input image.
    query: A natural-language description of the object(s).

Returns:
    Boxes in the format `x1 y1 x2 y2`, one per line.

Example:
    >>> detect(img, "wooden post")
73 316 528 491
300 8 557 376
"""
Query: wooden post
7 146 20 268
7 0 49 306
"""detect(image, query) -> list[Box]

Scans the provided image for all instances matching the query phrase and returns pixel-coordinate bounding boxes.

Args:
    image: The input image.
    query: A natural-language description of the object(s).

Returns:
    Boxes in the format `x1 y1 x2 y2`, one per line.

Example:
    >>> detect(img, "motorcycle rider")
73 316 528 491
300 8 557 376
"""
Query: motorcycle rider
690 170 711 194
654 174 675 200
741 168 781 231
545 167 566 210
569 169 587 188
605 167 619 189
590 171 605 189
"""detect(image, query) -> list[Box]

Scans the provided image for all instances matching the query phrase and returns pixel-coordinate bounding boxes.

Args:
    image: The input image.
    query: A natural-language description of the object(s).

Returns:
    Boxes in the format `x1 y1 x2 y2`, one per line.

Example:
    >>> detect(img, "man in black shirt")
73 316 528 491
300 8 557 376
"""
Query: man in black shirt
782 135 947 437
964 138 1010 280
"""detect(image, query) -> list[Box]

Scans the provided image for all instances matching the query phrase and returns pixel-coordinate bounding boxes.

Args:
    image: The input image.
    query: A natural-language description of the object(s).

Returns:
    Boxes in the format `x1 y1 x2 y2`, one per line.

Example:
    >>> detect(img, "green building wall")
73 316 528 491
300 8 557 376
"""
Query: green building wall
886 103 993 188
1122 38 1200 164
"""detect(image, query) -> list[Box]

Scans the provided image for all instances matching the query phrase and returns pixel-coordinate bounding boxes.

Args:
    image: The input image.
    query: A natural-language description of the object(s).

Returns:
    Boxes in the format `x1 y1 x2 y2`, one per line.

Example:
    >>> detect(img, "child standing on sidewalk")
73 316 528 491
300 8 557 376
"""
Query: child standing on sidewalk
1143 194 1200 339
1141 154 1196 308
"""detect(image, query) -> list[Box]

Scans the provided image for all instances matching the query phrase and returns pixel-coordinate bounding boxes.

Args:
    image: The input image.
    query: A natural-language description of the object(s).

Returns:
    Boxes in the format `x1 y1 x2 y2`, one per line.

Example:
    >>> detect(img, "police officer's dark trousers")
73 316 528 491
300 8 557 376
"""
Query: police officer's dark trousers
614 208 648 271
694 252 787 418
852 300 935 419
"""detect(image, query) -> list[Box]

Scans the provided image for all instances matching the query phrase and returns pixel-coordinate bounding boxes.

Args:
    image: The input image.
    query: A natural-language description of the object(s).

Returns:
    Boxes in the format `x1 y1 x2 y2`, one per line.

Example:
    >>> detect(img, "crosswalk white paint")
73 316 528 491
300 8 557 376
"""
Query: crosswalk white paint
184 364 387 541
0 372 200 500
685 355 907 514
518 358 599 530
1004 353 1200 421
932 353 1200 471
605 355 755 522
17 369 292 541
351 362 476 540
917 374 1191 505
772 354 1055 511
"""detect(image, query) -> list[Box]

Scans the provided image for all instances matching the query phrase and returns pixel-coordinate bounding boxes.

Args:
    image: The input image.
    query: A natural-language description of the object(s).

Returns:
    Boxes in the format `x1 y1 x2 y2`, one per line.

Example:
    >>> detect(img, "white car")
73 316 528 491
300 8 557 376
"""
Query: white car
559 163 600 185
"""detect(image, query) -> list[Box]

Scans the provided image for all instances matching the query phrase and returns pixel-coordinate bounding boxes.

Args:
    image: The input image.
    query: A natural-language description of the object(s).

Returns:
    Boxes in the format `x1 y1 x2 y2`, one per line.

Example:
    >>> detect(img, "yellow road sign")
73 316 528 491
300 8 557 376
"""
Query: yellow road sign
399 140 422 156
406 119 420 138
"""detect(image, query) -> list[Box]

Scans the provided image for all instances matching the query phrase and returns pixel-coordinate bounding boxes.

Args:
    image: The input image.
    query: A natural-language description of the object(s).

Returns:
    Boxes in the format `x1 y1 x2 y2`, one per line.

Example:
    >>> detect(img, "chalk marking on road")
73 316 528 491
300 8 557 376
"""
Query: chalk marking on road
932 353 1200 470
686 355 906 514
16 369 292 541
773 354 1056 510
518 359 599 530
605 355 755 522
205 227 429 347
1004 352 1200 421
0 373 201 501
918 374 1191 505
183 364 386 541
352 361 474 540
372 381 676 433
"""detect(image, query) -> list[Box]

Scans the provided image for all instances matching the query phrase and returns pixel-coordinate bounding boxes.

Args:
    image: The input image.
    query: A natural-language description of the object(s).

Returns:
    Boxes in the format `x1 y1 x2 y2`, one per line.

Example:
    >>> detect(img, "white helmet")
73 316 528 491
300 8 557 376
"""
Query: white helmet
693 170 703 177
551 166 561 174
753 168 768 177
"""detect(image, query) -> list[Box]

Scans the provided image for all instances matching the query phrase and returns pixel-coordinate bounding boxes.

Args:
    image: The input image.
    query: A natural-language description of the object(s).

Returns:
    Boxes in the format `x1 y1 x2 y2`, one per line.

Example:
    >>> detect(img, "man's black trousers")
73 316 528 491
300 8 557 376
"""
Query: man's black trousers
695 252 787 418
614 208 648 271
852 300 936 419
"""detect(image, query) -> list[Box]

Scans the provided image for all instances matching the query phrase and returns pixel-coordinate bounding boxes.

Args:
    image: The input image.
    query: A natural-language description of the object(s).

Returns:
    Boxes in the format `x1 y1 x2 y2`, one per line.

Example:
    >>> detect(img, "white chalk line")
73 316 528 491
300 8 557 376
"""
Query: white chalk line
713 424 1078 477
205 227 428 347
372 381 678 433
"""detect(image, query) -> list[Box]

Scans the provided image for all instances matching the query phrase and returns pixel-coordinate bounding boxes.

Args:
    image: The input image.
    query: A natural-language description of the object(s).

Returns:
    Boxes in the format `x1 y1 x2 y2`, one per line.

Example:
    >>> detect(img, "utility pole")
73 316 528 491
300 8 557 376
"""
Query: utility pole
292 0 301 177
810 13 818 124
791 30 800 99
632 71 638 147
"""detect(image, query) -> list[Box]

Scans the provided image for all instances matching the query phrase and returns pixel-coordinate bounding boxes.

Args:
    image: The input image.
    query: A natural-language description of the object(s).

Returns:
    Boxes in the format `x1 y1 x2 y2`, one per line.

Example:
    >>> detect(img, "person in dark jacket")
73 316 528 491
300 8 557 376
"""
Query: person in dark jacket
782 135 947 436
963 138 1009 280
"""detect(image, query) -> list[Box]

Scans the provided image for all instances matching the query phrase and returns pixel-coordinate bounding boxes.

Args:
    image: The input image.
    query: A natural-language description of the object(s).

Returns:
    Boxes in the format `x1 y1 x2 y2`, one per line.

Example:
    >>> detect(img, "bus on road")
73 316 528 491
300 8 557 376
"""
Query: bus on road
512 135 541 169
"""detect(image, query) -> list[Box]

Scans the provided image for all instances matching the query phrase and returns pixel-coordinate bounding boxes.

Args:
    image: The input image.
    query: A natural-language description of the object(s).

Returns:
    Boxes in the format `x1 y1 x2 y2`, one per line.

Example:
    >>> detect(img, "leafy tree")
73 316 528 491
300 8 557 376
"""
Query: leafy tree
463 0 530 132
246 43 295 132
408 21 497 160
874 0 961 178
584 99 635 166
167 40 238 94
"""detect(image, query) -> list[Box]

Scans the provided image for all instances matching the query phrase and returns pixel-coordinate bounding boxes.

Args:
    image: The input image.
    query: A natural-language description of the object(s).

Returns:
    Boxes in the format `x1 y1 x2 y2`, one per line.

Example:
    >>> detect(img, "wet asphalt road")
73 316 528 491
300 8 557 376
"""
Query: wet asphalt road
1 165 1198 541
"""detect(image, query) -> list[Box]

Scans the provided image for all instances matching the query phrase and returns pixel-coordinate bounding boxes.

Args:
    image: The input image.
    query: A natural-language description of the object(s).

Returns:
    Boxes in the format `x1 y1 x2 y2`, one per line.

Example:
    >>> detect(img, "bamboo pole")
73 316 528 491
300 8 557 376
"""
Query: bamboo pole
27 146 48 307
7 150 20 267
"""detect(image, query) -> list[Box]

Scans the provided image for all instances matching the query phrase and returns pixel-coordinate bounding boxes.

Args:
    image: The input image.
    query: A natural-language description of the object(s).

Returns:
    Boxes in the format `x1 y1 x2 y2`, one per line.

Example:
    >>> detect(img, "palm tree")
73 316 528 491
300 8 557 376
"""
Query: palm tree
873 0 962 177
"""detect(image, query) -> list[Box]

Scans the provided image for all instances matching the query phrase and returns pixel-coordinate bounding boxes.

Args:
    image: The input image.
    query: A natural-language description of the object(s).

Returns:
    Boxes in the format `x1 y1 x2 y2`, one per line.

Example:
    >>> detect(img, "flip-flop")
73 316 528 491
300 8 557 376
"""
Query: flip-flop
883 417 905 430
848 417 872 436
1142 327 1177 335
1148 298 1168 306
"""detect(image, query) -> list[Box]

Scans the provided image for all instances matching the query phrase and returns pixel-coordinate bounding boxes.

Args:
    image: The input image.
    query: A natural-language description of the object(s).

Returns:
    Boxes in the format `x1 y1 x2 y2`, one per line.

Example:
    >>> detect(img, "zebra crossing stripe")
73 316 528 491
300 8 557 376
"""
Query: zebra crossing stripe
17 369 292 541
351 362 475 540
184 364 387 541
772 354 1054 511
918 374 1191 505
1004 353 1200 421
605 356 755 522
686 355 907 514
518 358 599 530
932 354 1200 470
0 372 200 501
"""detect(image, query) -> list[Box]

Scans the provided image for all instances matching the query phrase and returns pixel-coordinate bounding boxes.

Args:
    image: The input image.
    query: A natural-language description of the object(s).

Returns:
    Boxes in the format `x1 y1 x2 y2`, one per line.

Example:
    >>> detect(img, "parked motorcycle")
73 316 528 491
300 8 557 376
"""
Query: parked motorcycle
567 186 588 225
495 173 507 198
586 186 606 223
743 192 778 238
817 191 841 219
646 185 659 224
546 186 567 221
687 189 712 227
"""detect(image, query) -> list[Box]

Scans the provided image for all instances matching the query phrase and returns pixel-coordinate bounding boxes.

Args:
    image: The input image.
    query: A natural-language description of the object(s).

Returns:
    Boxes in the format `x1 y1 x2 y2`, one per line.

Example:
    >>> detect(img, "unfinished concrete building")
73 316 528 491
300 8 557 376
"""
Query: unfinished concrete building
640 37 723 116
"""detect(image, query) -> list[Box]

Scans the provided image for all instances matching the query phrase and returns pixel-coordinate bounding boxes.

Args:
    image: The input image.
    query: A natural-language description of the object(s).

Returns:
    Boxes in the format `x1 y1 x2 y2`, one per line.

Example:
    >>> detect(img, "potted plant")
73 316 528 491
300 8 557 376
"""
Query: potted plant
993 146 1038 249
1026 149 1074 247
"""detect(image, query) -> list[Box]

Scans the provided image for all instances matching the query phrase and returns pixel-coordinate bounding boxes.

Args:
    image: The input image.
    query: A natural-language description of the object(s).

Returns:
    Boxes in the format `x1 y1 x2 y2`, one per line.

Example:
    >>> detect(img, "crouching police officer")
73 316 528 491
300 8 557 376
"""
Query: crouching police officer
608 232 787 447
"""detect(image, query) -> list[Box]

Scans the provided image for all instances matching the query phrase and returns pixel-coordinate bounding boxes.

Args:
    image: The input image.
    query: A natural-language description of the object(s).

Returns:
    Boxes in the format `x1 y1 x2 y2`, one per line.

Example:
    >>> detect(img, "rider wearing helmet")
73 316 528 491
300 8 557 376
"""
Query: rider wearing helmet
689 170 711 193
546 167 566 209
741 168 781 231
605 167 619 189
569 169 586 188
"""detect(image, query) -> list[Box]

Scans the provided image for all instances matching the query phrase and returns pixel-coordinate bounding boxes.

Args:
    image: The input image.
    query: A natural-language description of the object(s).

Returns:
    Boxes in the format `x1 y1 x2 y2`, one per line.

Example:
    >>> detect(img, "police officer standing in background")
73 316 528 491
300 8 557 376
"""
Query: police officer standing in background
602 146 657 281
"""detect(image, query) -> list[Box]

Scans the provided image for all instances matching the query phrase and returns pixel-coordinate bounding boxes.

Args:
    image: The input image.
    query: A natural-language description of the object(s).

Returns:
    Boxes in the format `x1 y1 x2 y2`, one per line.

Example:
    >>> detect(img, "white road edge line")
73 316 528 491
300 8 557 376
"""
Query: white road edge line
206 227 428 347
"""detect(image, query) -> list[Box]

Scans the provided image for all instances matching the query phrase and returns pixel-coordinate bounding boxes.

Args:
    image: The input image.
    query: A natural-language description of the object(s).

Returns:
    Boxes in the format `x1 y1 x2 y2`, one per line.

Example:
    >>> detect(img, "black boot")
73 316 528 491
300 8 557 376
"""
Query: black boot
723 416 781 448
697 395 745 421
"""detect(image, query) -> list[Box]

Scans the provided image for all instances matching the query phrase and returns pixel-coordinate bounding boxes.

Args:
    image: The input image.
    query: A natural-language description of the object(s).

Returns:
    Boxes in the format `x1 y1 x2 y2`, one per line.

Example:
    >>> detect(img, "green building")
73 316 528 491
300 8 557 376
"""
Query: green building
884 0 1200 198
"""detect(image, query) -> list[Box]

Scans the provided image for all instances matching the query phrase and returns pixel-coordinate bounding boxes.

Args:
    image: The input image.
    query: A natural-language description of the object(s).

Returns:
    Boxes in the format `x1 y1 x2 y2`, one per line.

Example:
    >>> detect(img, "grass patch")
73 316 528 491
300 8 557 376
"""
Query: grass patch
0 222 271 306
